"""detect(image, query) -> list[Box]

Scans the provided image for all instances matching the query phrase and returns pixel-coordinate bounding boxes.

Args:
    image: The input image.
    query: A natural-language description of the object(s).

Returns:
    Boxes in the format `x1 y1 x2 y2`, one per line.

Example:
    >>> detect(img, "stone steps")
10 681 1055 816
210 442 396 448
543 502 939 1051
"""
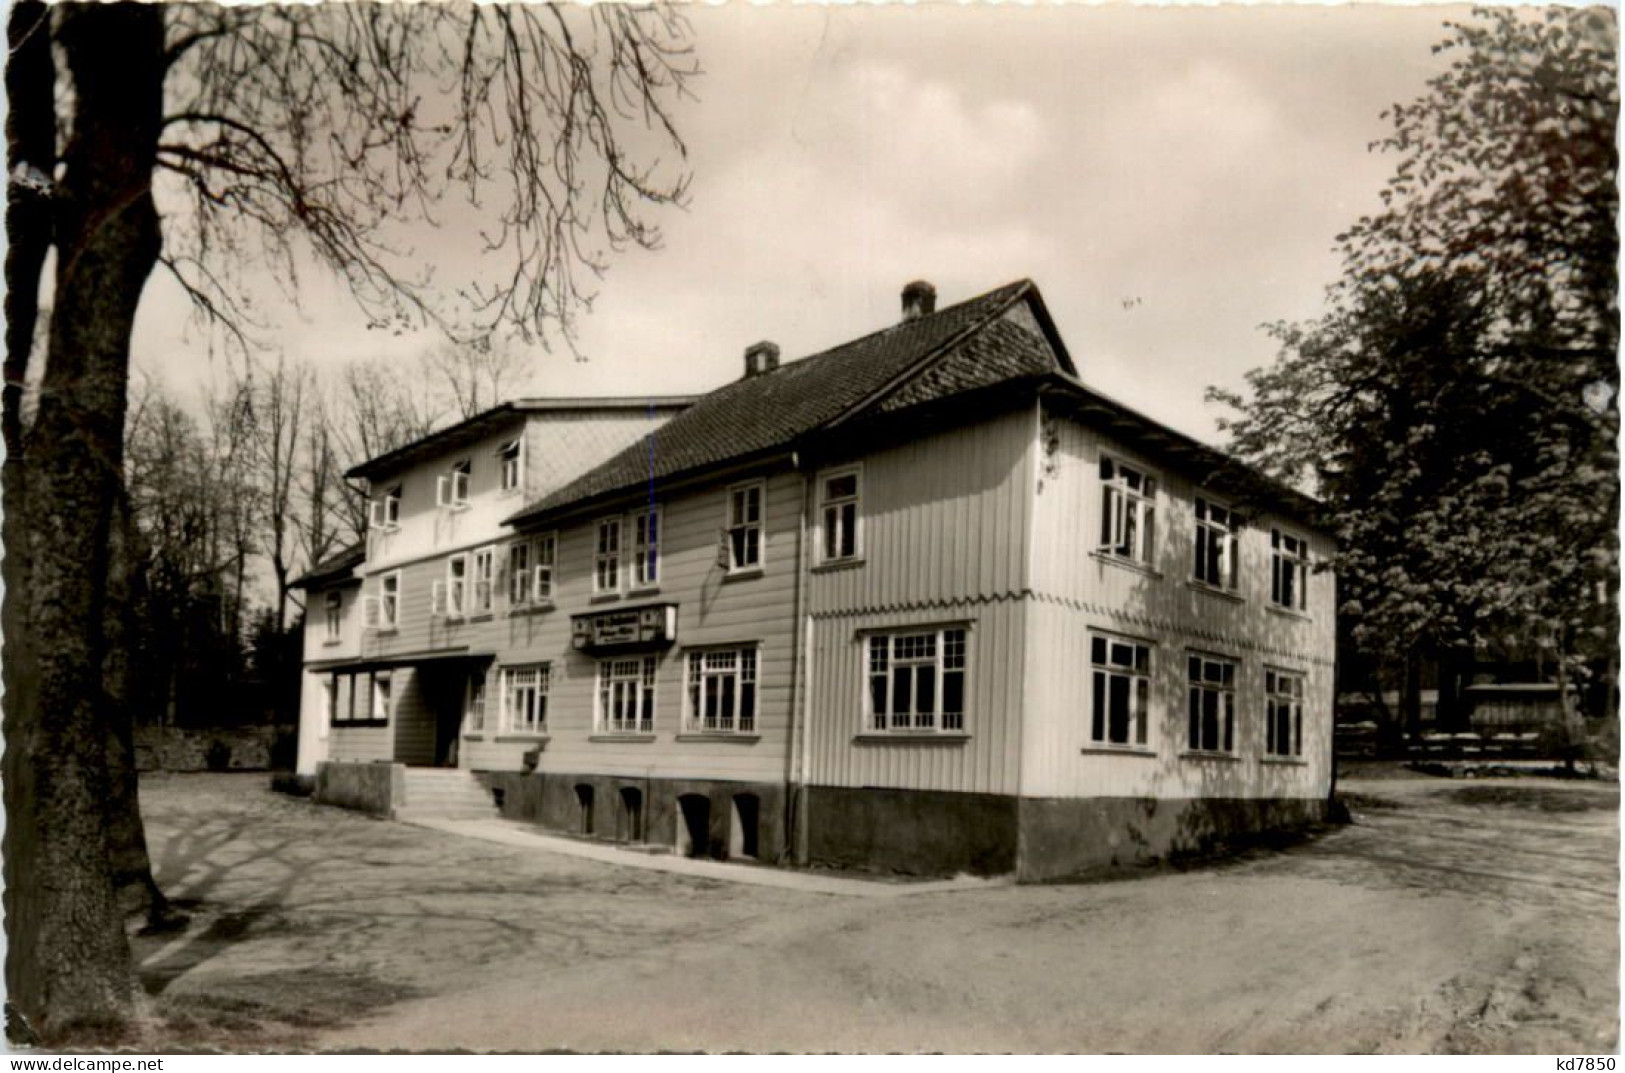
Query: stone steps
398 768 499 821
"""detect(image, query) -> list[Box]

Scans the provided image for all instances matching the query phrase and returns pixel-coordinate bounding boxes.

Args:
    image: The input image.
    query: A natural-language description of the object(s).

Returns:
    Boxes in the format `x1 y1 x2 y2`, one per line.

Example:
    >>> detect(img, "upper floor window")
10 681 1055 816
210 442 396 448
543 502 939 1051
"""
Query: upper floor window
1265 668 1305 758
499 440 523 493
1270 529 1309 612
595 518 622 594
819 467 862 563
1089 633 1149 748
726 481 763 572
507 534 557 606
471 546 495 614
440 553 467 617
323 591 342 641
598 655 656 734
633 507 660 588
502 663 550 734
1193 497 1240 590
867 627 967 733
1186 654 1237 754
370 486 402 530
685 648 758 734
1099 457 1157 565
378 572 400 629
437 460 471 509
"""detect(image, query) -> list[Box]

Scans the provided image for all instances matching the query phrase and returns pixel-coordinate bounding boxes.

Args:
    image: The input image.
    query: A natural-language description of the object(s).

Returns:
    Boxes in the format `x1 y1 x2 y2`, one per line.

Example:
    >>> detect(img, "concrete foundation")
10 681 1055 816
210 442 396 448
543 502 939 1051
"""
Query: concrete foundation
314 760 404 817
804 786 1019 877
477 770 788 863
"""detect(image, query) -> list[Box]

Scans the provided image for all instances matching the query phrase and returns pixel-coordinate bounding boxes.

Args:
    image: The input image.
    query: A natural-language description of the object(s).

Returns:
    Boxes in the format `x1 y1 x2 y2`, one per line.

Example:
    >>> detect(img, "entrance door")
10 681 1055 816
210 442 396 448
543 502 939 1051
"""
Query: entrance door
425 667 474 767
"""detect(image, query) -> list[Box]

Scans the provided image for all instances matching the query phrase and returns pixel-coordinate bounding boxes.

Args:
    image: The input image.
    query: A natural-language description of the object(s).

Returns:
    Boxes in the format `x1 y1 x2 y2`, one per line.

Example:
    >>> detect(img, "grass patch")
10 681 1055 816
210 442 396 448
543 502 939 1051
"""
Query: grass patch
1446 785 1619 814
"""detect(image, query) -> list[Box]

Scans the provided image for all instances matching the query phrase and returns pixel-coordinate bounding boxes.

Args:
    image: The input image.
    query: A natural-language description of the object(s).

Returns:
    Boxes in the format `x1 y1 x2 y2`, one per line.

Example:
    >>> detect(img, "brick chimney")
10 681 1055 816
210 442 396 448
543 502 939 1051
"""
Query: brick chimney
744 340 780 378
901 280 937 321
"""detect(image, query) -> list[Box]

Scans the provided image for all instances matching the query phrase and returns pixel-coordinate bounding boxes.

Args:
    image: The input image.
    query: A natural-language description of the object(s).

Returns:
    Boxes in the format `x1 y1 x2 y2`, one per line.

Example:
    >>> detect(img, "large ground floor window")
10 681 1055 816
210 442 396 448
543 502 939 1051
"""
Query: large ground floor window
1187 654 1237 754
1089 634 1150 747
866 626 967 733
1265 668 1305 757
329 669 391 727
685 647 757 733
598 655 656 734
502 663 550 734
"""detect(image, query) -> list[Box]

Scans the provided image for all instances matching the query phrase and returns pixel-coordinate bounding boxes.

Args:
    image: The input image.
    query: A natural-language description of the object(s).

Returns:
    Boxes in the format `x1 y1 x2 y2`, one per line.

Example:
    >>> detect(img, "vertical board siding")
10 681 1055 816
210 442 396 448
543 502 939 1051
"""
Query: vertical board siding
389 668 435 766
1023 408 1335 800
463 469 801 783
805 406 1036 796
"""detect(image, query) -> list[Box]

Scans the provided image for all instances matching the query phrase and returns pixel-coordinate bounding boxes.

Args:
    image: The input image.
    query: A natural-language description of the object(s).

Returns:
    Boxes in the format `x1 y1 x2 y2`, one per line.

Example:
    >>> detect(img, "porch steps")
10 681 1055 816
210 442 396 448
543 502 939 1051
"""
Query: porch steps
395 768 500 822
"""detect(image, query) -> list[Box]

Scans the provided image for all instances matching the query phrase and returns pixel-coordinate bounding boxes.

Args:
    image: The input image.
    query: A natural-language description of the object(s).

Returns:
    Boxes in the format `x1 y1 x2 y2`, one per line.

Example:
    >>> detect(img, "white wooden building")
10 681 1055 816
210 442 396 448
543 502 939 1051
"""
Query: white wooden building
296 280 1335 879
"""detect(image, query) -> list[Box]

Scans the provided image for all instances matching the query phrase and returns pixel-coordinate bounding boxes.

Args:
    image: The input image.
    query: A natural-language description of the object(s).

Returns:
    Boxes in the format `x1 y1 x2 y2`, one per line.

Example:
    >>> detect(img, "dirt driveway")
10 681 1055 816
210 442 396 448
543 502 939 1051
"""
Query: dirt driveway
131 771 1617 1053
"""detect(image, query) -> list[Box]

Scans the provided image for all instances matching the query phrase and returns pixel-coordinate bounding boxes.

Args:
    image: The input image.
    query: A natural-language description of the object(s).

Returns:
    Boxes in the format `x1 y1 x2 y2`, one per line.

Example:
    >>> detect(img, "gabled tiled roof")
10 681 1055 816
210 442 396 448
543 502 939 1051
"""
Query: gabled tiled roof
291 541 365 589
507 280 1051 525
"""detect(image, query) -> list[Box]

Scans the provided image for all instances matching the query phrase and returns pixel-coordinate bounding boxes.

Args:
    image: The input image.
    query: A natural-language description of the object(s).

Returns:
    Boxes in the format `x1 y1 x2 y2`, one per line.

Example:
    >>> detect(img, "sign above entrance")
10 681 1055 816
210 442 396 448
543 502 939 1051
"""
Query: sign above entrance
571 603 678 654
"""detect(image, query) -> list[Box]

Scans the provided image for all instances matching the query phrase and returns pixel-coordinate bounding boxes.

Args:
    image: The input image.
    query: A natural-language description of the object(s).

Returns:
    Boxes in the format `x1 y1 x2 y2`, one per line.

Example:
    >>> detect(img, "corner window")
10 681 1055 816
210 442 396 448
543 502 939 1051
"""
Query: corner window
866 627 967 733
819 467 862 563
1193 497 1240 590
726 481 763 572
502 663 550 734
1099 456 1157 566
1186 654 1236 754
633 507 660 588
598 656 656 734
594 517 622 594
323 591 342 641
685 648 757 733
499 440 523 493
1089 633 1150 747
472 546 495 614
1266 669 1305 758
1270 529 1309 612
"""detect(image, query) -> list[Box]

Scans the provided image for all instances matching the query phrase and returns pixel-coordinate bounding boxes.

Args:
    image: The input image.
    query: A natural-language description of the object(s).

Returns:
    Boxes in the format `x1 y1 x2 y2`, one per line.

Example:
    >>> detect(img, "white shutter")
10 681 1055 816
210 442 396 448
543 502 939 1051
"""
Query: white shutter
361 595 381 629
436 475 450 507
534 564 551 601
453 470 469 505
431 580 446 615
369 500 383 527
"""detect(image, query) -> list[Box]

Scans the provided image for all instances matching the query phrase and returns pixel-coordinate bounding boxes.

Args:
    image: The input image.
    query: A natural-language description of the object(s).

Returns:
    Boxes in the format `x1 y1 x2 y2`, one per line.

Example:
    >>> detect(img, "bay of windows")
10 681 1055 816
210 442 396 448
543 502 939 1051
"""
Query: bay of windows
867 627 966 733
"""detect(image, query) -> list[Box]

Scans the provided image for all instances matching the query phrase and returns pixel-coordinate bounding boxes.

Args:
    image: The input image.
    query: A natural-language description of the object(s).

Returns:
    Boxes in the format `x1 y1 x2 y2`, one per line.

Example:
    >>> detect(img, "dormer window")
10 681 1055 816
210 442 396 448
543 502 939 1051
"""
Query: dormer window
369 486 401 530
499 440 523 493
437 460 471 509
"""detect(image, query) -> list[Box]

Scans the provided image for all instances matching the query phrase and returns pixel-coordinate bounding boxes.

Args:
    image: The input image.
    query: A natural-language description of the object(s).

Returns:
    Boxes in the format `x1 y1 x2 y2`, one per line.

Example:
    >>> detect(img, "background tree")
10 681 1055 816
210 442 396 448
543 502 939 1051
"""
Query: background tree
1211 7 1618 741
5 1 694 1042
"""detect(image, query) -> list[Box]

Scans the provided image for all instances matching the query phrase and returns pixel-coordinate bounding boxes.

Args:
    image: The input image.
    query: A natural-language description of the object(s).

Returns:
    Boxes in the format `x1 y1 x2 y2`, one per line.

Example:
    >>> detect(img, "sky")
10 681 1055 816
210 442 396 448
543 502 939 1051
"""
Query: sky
132 2 1477 446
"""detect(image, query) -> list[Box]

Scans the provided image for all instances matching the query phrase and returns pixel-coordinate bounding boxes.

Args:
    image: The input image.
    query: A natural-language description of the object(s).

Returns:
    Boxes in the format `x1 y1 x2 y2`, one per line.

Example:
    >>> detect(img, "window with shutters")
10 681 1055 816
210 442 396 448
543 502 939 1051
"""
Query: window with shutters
684 648 758 733
1089 633 1150 748
866 627 967 734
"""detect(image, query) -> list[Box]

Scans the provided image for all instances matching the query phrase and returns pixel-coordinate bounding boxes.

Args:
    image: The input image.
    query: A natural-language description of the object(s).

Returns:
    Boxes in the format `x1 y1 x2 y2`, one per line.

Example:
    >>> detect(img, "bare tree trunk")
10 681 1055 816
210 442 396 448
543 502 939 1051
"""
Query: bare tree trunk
1402 655 1423 746
5 3 164 1042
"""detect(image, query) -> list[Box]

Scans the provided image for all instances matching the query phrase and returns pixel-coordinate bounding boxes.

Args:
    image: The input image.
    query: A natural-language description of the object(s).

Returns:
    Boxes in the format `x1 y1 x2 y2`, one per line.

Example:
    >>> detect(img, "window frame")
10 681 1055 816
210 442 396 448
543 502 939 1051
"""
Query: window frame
864 625 968 735
1192 495 1241 592
1098 455 1159 567
330 670 390 727
438 459 472 509
445 553 468 618
725 480 765 574
594 516 623 595
597 655 657 735
632 506 660 589
501 662 551 735
1270 527 1310 613
1088 631 1152 749
1264 667 1306 759
323 590 343 641
1185 652 1238 756
818 465 863 565
465 668 489 733
683 646 759 734
471 545 496 615
498 439 523 493
379 571 401 630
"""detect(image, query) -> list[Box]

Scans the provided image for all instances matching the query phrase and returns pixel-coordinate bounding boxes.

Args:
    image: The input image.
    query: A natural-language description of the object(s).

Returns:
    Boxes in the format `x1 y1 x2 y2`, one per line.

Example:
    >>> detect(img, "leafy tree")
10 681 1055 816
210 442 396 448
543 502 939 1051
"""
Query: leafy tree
4 1 694 1042
1210 8 1618 732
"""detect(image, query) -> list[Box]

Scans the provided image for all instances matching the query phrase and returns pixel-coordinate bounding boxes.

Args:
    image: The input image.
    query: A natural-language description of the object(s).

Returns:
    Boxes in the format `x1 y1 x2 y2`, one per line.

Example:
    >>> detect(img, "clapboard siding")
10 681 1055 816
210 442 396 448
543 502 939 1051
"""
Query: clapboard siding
463 468 801 781
328 722 392 764
805 599 1025 795
809 405 1034 614
1021 407 1335 799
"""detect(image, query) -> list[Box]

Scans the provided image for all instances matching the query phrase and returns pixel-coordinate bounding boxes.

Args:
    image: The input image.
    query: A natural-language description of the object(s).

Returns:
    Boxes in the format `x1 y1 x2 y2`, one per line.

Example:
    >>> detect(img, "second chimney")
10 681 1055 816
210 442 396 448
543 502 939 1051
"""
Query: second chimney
901 280 937 321
744 340 781 378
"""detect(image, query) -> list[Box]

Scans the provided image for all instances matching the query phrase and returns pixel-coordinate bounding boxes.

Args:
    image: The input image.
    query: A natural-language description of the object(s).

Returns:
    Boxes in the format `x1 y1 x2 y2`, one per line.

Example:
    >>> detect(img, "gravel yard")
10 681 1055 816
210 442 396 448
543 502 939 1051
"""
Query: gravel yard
129 770 1617 1053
